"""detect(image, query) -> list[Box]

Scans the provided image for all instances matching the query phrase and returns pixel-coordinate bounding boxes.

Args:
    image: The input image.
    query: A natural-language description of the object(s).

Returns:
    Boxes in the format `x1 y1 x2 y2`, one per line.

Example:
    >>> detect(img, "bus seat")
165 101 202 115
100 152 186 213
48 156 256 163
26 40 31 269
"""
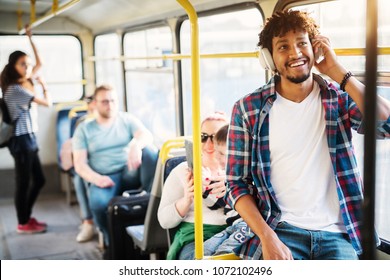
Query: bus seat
70 110 87 137
125 156 166 258
163 155 186 246
125 154 186 259
56 108 72 167
56 105 79 205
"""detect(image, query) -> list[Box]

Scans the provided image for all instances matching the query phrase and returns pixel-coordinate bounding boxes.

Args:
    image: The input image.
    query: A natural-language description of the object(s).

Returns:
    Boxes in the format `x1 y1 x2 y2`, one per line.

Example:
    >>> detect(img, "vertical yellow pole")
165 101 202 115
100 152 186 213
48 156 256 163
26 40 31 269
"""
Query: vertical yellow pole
52 0 59 13
176 0 203 260
17 11 23 31
30 0 36 24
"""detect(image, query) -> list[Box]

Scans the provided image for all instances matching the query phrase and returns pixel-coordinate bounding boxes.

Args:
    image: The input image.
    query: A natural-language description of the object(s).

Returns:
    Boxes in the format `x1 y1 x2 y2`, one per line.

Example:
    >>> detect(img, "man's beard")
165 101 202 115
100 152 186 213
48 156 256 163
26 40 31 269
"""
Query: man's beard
99 111 114 119
286 72 311 84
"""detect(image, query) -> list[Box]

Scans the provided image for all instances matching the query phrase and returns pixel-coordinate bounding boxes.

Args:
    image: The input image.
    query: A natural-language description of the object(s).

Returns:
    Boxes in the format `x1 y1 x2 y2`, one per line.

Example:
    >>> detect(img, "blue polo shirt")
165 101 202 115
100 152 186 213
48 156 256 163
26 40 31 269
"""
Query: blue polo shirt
72 112 144 174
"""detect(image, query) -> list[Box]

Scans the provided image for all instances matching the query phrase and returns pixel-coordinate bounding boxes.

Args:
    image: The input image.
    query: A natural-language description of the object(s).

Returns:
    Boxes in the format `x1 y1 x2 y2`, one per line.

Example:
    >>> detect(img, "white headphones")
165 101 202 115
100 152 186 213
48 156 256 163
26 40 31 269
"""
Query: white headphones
258 47 276 72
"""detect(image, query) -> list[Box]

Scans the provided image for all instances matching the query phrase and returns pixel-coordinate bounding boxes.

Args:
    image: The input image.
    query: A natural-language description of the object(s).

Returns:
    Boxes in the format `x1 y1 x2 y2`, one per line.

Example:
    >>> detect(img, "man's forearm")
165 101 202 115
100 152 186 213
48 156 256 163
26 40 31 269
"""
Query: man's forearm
74 161 101 185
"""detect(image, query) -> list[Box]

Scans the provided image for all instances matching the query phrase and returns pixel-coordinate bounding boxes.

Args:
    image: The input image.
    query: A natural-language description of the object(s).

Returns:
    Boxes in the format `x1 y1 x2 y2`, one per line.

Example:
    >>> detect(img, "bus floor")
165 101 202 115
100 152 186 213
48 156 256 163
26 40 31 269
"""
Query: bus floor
0 194 102 260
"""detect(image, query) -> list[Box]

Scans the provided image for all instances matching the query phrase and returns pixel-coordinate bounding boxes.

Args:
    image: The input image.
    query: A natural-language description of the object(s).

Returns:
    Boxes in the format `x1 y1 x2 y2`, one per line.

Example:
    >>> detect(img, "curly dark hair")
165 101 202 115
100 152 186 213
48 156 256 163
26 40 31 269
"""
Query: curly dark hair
258 10 320 53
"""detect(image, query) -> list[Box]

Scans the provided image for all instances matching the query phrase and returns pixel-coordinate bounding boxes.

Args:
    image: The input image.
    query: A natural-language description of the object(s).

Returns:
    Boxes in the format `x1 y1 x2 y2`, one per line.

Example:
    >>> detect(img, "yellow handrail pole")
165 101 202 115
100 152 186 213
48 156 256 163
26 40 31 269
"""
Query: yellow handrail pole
177 0 203 260
87 51 259 62
52 0 59 13
17 10 23 31
160 141 185 164
87 47 390 62
30 0 36 25
19 0 81 34
334 47 390 56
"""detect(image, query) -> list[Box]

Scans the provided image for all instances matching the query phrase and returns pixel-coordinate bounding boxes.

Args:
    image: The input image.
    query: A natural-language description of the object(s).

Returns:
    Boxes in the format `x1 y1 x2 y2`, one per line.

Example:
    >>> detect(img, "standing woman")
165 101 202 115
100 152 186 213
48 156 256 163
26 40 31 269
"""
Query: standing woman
0 26 52 234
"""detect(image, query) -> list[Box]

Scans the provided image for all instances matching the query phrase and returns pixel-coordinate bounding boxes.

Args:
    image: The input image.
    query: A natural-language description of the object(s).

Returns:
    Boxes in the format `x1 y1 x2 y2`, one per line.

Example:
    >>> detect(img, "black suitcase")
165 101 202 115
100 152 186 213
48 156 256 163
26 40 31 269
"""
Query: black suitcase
107 190 150 259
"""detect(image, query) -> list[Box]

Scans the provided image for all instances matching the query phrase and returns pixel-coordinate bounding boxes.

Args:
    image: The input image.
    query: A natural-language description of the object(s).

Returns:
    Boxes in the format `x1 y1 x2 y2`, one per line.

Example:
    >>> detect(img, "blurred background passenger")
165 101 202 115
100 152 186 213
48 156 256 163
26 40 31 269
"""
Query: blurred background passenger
72 84 158 250
60 95 97 242
0 25 52 234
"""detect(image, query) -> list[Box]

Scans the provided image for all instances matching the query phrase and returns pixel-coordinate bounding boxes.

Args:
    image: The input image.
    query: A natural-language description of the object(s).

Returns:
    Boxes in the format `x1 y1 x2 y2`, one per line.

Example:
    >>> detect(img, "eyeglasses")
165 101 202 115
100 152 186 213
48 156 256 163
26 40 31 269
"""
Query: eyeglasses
201 133 215 143
96 99 115 105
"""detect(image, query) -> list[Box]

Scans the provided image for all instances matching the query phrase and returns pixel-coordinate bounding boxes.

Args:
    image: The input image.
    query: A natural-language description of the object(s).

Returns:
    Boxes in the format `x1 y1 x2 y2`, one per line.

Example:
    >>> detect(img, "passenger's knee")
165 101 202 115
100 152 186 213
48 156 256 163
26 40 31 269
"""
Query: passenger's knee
142 145 159 166
89 195 110 213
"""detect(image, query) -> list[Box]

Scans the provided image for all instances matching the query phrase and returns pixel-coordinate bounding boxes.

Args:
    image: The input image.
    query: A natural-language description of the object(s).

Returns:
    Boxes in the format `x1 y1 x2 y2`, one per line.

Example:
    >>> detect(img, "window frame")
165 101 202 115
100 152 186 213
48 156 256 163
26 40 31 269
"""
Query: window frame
0 33 85 103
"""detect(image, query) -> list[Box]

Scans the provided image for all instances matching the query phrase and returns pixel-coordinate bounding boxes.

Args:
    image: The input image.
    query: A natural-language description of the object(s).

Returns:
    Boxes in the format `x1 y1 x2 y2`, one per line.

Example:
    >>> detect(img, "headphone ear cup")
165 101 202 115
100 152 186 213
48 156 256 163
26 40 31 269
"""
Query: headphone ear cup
259 47 276 71
258 49 268 70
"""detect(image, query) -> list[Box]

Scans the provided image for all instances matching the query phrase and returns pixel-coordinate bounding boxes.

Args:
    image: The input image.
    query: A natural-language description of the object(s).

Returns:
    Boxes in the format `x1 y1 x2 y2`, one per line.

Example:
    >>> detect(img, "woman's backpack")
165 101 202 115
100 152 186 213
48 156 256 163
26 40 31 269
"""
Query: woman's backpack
0 97 14 148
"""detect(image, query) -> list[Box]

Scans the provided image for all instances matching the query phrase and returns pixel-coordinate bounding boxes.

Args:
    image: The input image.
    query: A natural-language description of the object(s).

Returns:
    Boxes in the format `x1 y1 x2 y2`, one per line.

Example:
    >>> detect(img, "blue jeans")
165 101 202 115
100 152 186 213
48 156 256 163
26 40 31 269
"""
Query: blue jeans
203 221 254 256
274 222 358 260
178 241 196 260
88 146 158 245
178 222 253 259
73 173 92 220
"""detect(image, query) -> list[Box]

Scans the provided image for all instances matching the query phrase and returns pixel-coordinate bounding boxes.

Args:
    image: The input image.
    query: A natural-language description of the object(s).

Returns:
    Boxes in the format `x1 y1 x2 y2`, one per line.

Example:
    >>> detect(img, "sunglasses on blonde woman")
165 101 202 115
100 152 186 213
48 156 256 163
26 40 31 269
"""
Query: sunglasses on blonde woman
201 133 215 143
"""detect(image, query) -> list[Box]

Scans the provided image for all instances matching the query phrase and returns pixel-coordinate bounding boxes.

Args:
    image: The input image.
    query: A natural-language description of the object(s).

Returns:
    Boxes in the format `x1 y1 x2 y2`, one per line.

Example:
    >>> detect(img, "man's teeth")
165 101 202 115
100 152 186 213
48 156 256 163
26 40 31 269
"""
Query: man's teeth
290 61 304 67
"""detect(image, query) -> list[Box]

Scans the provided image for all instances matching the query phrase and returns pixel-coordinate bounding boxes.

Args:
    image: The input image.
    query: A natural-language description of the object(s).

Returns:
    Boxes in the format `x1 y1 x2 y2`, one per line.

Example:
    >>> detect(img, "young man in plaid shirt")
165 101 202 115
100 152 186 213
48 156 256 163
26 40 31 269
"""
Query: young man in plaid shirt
225 10 390 260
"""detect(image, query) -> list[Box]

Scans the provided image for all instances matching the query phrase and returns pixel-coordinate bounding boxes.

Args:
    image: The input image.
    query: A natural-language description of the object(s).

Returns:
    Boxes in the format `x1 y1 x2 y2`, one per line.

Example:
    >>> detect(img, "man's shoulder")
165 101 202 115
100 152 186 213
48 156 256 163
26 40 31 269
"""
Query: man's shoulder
238 76 276 103
234 84 272 113
117 111 138 122
74 117 97 135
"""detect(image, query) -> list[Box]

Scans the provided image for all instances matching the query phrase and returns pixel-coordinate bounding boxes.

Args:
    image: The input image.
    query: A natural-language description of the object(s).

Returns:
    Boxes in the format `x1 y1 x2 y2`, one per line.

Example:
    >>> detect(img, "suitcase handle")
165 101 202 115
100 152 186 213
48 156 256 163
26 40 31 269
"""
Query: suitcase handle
117 201 147 216
122 190 147 198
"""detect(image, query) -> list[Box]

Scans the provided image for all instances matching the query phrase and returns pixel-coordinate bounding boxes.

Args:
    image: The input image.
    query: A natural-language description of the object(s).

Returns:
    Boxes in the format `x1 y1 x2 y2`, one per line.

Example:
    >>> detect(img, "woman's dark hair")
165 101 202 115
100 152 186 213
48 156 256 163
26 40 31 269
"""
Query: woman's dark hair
258 10 320 53
0 50 27 93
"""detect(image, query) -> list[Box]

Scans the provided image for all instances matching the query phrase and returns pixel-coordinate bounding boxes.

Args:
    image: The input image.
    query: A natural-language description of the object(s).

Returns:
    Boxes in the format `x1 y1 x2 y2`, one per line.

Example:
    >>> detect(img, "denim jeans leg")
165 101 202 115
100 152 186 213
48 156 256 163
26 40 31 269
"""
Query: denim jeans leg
275 222 311 260
88 172 122 245
139 145 158 192
214 223 253 255
178 241 195 260
314 231 358 260
275 222 358 260
73 173 92 220
203 229 230 256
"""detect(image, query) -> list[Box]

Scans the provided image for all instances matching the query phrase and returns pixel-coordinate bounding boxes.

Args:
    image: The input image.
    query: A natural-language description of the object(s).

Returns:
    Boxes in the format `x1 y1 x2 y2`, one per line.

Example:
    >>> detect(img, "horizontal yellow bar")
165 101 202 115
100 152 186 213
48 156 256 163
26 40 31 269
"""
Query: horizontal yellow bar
55 100 85 111
47 79 87 85
87 51 259 62
88 47 390 62
335 47 390 56
68 104 88 118
204 253 241 260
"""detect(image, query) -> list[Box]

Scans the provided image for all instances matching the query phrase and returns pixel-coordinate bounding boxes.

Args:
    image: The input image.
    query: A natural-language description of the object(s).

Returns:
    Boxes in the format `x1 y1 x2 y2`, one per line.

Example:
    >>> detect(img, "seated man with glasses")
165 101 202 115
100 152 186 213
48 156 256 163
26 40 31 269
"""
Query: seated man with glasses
158 112 228 260
72 84 158 247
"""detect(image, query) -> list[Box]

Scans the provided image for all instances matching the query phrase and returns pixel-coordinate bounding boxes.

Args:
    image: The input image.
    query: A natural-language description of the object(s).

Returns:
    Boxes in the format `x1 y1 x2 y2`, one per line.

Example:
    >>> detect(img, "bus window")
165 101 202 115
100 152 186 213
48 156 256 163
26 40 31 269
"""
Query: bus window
293 0 390 243
180 7 264 135
294 0 390 75
123 26 176 147
0 35 83 102
95 33 125 111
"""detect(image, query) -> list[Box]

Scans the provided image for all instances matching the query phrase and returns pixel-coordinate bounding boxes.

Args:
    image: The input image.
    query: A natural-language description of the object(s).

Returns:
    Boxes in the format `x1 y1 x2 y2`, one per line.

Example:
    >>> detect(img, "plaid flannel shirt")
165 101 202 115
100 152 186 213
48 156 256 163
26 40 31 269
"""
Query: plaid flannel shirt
226 74 390 259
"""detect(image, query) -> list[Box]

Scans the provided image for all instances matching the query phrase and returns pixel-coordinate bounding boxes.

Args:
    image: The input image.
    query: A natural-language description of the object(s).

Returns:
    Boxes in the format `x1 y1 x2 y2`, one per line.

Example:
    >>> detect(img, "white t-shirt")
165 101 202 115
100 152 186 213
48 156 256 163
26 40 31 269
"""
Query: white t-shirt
269 81 345 233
